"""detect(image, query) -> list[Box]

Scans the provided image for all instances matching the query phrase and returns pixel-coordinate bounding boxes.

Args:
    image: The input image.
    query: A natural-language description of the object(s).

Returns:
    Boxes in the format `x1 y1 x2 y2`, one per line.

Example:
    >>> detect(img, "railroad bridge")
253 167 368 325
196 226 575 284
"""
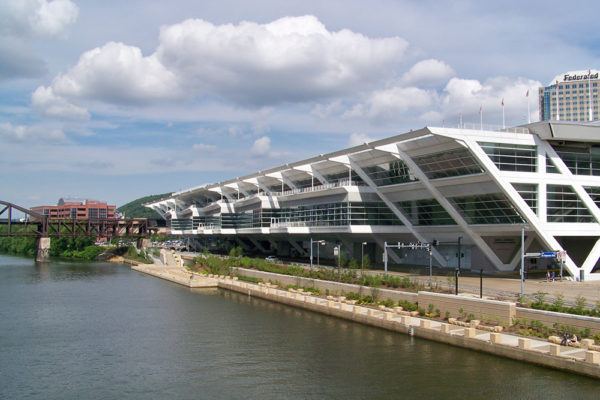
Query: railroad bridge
0 200 150 262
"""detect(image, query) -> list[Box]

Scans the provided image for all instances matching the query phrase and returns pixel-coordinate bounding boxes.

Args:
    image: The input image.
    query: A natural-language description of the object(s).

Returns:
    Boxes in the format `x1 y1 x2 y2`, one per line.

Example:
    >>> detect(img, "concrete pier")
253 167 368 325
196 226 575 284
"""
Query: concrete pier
35 237 50 262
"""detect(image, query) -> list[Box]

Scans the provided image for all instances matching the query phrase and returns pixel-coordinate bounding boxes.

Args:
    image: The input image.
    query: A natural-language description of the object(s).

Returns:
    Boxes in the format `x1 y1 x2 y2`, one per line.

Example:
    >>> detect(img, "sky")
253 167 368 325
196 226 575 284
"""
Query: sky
1 0 599 209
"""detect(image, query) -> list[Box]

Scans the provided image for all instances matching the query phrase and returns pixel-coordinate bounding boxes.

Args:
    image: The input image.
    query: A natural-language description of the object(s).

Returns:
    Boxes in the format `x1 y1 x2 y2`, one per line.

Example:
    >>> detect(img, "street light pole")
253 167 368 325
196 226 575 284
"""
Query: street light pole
520 225 525 298
429 247 433 288
361 241 367 276
317 240 325 267
457 236 462 271
317 241 320 267
337 245 341 274
310 238 314 269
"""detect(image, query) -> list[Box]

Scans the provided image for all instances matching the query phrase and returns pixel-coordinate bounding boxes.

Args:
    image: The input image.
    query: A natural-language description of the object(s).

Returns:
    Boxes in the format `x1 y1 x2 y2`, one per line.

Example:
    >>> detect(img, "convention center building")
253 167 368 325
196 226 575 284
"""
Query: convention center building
147 121 600 280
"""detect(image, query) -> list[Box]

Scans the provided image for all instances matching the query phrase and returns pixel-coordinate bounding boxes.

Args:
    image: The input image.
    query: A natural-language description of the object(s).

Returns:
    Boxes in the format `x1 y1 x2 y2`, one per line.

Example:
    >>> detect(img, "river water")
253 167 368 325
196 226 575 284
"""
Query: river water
1 254 599 399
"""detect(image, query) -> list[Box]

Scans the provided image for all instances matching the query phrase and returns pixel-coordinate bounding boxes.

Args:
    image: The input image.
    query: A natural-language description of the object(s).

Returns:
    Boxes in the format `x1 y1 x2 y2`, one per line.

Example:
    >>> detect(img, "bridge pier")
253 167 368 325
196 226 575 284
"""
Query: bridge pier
35 237 51 262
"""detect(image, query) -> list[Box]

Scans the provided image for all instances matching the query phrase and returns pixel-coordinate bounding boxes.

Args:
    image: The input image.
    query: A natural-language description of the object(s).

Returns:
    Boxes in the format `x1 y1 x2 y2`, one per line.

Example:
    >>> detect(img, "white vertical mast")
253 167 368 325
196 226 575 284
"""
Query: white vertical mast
589 69 593 121
502 98 505 129
555 80 560 121
526 89 531 123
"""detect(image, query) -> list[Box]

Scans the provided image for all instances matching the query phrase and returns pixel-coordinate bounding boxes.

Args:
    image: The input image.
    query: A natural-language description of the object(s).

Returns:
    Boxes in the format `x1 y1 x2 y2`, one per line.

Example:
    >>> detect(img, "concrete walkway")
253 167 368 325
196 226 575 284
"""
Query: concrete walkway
131 263 218 288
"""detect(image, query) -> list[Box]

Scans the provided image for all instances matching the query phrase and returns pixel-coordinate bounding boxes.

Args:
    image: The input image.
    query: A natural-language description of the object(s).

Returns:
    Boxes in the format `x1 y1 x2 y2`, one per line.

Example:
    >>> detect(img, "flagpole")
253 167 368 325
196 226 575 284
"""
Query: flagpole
526 90 531 123
555 80 560 121
502 99 505 129
479 105 483 130
589 69 593 121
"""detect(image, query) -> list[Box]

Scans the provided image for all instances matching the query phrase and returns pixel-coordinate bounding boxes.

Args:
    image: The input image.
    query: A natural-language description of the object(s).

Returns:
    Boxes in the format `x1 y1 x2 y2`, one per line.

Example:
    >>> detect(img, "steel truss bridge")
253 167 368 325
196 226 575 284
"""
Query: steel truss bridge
0 200 149 239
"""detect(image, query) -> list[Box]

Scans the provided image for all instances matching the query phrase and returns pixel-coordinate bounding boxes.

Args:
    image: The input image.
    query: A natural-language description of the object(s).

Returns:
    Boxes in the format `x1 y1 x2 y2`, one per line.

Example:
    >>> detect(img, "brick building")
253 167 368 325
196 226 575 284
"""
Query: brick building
31 198 117 220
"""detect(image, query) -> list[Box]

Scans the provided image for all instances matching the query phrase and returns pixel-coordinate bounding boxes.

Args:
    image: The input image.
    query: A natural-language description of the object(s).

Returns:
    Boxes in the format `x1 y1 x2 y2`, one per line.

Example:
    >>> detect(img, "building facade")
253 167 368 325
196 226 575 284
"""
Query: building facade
539 70 599 122
32 198 117 220
147 122 600 281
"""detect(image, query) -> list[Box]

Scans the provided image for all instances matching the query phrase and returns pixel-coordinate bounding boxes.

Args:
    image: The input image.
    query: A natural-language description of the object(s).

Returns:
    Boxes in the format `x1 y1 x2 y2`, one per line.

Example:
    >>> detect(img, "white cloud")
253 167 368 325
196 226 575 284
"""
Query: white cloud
401 59 455 87
31 86 90 120
0 0 78 80
32 15 408 112
157 16 408 105
250 136 271 156
0 122 66 142
48 41 181 104
0 0 78 38
348 132 373 147
440 76 541 123
192 143 217 151
29 0 78 37
353 86 436 121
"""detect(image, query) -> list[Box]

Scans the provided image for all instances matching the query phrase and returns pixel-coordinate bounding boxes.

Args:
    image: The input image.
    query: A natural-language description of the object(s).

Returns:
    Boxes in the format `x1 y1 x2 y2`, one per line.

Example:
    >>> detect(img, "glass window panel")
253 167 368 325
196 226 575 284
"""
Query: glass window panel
413 148 484 179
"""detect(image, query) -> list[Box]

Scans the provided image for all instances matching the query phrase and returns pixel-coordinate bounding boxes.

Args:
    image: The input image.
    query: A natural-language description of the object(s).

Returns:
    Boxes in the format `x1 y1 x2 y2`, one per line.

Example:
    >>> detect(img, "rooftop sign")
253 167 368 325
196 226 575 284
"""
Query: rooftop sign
563 72 599 82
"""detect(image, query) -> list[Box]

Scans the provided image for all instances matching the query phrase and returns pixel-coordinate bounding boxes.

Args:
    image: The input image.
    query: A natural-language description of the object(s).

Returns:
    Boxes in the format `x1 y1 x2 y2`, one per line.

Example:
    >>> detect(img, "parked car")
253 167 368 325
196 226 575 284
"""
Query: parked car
265 255 279 262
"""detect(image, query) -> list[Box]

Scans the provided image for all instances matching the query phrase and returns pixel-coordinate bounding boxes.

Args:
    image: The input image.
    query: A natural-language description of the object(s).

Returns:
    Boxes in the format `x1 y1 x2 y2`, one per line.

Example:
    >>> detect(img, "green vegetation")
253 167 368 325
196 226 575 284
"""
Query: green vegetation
510 318 595 342
343 291 420 311
236 275 263 284
0 236 106 261
285 284 321 295
526 291 600 317
117 192 171 219
121 246 153 264
189 252 434 294
0 236 38 257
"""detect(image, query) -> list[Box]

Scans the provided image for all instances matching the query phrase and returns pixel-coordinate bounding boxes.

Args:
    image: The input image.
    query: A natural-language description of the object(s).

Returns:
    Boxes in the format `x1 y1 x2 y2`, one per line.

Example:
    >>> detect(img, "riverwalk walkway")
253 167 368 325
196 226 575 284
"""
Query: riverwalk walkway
129 261 600 379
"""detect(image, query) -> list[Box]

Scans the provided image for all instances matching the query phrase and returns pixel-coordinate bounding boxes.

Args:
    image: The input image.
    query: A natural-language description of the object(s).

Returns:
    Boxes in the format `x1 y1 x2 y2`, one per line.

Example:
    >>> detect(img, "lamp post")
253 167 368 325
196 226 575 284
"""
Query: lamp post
317 240 325 267
457 236 463 271
361 241 367 276
310 238 314 268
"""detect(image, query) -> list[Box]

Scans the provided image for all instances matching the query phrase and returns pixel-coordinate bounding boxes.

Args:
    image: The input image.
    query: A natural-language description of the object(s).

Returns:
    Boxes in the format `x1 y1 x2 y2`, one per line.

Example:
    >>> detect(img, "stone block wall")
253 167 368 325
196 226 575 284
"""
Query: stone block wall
417 291 516 325
233 267 418 303
516 308 600 335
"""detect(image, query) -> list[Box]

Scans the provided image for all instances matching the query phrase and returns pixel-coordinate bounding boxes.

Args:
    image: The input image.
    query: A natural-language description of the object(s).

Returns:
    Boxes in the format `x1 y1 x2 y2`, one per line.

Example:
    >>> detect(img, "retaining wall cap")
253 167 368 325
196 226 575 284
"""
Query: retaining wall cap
418 291 516 306
516 307 600 323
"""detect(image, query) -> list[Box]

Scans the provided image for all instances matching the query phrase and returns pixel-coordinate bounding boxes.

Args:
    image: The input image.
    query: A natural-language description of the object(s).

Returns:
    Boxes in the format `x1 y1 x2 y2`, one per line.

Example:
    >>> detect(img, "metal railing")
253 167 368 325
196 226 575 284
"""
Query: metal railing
457 123 530 134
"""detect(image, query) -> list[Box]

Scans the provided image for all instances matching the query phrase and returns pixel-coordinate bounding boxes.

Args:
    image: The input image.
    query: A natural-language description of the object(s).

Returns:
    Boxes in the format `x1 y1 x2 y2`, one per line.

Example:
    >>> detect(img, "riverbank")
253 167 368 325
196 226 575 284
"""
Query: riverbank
129 260 600 379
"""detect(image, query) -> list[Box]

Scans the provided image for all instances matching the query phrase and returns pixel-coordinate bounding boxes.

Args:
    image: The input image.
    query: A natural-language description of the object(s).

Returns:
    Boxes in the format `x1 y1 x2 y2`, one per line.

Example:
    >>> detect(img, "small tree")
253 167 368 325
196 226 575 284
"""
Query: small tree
229 246 243 258
362 254 371 270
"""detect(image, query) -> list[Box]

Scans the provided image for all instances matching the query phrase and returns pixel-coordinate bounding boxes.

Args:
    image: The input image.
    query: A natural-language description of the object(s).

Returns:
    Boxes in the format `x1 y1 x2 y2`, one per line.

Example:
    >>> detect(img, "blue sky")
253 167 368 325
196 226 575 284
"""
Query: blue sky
1 0 599 209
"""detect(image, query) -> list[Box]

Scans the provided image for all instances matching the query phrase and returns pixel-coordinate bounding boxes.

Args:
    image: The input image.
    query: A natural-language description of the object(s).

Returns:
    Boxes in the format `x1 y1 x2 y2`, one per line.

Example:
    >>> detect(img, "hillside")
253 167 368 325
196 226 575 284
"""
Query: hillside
117 193 171 219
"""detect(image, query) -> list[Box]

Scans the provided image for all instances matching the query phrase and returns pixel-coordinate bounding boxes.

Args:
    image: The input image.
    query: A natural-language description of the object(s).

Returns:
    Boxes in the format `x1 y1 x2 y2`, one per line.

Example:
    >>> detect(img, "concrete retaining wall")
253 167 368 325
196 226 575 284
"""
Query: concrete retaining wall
233 267 418 303
218 279 600 379
516 308 600 335
418 291 516 325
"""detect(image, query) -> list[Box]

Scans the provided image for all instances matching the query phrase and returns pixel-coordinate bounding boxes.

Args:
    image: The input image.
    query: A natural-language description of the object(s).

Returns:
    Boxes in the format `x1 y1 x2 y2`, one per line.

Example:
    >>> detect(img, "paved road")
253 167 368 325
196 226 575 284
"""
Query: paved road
381 271 600 306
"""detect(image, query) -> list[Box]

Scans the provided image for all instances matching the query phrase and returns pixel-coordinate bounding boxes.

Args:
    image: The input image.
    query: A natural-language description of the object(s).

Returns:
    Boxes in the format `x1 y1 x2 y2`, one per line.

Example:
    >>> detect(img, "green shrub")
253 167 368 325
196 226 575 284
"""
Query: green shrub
237 275 262 283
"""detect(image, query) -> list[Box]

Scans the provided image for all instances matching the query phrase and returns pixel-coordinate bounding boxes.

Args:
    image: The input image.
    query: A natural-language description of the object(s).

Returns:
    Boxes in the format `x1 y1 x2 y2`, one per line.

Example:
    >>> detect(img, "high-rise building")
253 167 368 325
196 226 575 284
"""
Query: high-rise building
539 70 599 121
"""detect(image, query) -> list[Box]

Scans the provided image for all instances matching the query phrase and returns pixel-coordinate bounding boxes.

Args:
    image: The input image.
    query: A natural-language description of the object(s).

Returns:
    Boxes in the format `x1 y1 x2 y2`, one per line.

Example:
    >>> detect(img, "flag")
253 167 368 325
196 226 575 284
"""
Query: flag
501 98 504 107
478 105 482 114
526 89 529 97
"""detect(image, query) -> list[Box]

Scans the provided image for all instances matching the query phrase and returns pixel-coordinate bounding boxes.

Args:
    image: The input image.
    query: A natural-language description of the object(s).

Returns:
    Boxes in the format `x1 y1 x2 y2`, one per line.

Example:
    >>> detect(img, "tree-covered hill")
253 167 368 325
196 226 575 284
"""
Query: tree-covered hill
117 193 171 219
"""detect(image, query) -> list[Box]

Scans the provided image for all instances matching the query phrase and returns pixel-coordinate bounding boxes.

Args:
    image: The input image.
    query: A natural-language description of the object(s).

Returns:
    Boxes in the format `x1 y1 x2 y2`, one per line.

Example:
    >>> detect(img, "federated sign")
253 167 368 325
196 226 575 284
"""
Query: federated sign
541 251 557 258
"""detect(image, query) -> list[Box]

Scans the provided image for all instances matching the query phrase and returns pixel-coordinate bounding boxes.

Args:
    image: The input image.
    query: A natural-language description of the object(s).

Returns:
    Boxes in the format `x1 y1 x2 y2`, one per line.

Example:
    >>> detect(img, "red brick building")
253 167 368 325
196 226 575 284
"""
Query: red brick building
31 198 118 220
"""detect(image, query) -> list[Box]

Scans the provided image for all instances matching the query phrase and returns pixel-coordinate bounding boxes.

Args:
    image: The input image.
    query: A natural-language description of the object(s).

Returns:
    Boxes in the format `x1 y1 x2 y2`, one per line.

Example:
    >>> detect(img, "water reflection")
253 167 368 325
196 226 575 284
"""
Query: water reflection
1 254 599 400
